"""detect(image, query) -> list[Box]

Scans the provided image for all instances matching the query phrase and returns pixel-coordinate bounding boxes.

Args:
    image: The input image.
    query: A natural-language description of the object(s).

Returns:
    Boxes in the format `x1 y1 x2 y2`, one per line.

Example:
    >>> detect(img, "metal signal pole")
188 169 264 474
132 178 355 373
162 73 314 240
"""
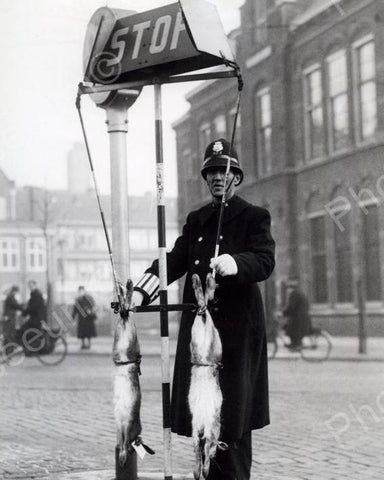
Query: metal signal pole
98 89 142 480
154 83 173 480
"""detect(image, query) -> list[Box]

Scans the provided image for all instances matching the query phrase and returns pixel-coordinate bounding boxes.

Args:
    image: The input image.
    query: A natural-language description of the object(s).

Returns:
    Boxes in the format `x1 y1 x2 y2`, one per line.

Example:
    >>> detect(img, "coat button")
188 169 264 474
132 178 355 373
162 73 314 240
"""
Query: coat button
194 260 200 265
198 237 203 242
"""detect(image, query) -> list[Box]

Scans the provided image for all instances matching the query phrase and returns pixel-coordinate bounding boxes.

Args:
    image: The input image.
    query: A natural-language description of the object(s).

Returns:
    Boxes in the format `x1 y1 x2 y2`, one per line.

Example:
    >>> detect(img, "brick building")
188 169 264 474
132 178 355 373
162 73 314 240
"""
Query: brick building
173 0 384 335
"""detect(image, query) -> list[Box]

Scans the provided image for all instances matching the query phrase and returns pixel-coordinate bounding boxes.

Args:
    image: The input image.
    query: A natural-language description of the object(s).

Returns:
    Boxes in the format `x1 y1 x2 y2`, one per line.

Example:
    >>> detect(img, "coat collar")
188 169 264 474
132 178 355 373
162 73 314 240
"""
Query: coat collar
197 195 251 226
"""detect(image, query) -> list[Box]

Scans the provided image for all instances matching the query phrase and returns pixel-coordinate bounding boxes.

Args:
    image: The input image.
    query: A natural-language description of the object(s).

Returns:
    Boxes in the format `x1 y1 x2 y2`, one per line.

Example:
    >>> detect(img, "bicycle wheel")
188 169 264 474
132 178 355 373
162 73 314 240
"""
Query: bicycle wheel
301 329 332 362
37 335 68 366
2 344 25 367
267 338 278 360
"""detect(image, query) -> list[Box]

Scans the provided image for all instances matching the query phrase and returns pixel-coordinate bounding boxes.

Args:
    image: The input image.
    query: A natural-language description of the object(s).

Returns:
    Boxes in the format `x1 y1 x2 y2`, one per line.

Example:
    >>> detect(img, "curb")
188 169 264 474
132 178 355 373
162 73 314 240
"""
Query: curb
64 337 384 362
51 470 193 480
270 356 384 362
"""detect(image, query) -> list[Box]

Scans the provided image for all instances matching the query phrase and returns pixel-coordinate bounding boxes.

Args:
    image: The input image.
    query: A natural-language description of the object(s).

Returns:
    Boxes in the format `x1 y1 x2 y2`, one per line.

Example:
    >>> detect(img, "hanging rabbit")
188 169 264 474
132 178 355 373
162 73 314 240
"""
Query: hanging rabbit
188 273 228 480
113 279 154 466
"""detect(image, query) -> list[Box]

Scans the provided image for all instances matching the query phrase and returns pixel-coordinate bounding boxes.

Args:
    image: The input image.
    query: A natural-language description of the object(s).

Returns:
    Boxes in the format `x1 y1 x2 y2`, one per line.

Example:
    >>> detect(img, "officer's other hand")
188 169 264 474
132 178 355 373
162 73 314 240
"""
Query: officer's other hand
131 291 144 308
210 254 238 276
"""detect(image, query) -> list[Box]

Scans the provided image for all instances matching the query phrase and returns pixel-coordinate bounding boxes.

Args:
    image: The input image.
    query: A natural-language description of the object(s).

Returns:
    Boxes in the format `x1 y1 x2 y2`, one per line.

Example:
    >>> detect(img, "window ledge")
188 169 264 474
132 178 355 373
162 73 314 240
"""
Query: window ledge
299 137 384 172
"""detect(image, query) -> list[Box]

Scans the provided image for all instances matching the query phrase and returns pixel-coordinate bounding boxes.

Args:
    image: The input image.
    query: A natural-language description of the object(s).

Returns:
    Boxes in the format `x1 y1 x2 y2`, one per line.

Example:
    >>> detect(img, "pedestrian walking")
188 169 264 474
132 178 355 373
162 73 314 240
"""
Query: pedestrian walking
132 139 275 480
282 279 312 350
71 286 97 350
2 285 23 353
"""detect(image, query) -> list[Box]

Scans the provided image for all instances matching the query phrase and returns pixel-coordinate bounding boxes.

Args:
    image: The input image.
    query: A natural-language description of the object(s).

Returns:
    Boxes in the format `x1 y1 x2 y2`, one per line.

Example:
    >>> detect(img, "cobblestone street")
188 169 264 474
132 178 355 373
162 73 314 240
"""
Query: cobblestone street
0 336 383 480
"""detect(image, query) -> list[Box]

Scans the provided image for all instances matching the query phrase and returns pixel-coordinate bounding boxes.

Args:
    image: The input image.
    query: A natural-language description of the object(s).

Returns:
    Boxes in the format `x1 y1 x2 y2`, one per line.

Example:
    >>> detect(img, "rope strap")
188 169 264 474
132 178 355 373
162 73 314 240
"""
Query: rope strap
114 354 142 375
211 57 243 278
75 90 125 315
191 361 223 369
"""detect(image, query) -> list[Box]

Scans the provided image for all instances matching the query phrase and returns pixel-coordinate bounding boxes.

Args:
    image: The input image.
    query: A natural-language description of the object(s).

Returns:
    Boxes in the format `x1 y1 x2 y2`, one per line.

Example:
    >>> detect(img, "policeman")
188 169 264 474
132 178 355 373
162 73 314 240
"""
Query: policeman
133 139 275 479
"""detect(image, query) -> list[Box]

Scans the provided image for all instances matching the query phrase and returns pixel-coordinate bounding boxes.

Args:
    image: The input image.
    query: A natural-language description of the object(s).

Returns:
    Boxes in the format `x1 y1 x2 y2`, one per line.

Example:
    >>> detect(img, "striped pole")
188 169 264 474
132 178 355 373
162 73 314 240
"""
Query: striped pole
154 82 173 480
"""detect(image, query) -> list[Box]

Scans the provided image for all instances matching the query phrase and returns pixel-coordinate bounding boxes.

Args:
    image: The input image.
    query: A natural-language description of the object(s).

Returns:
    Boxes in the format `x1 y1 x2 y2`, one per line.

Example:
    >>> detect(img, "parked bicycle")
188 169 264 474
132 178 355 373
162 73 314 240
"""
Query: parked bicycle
0 321 67 366
267 319 333 362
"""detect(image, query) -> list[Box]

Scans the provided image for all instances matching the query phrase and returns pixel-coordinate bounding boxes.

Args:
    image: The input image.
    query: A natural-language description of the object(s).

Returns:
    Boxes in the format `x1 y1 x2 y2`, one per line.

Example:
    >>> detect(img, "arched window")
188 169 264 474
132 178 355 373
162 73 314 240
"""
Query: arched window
327 190 353 303
309 214 328 303
306 192 328 304
361 203 381 301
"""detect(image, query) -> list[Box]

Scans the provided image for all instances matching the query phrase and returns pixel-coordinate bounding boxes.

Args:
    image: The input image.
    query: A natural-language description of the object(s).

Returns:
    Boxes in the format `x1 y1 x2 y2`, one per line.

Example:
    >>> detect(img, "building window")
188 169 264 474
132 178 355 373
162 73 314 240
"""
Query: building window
130 229 149 250
362 204 381 301
74 230 95 250
148 229 159 250
214 115 226 138
255 87 272 176
199 122 211 158
327 50 349 151
0 238 20 271
0 197 7 220
27 238 46 271
334 214 353 303
353 35 377 142
304 65 325 160
256 87 272 176
254 0 267 45
181 148 193 180
310 216 327 303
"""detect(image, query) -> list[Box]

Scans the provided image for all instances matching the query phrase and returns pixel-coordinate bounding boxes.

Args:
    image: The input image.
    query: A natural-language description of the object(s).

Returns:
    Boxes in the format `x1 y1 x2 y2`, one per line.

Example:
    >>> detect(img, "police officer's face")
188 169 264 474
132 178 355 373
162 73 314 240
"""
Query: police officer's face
206 167 241 201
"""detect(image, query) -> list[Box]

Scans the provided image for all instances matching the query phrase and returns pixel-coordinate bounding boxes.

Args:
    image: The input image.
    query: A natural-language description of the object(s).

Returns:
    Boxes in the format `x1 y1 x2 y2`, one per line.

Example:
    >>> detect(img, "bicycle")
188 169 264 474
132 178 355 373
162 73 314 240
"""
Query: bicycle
267 322 333 362
0 321 68 366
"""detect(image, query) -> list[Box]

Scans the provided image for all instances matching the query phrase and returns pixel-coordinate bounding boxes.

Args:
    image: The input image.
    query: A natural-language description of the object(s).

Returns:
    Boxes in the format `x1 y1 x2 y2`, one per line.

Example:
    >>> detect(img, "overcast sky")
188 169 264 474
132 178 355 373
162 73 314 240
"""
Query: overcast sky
0 0 244 197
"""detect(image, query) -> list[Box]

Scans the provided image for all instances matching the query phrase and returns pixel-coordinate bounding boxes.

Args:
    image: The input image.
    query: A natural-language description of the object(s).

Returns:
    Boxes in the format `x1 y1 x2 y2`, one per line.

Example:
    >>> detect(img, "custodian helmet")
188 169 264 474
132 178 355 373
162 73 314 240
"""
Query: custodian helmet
201 138 243 185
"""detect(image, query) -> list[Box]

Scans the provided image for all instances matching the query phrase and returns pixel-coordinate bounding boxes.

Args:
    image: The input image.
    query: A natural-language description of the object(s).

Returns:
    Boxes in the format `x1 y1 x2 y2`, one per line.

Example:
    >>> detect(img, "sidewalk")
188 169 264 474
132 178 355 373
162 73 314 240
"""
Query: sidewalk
66 334 384 361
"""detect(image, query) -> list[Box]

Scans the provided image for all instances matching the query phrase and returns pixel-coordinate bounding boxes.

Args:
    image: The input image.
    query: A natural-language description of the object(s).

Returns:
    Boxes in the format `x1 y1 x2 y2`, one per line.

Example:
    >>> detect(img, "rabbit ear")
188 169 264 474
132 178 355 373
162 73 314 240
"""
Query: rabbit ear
192 274 205 308
125 279 134 307
205 273 216 303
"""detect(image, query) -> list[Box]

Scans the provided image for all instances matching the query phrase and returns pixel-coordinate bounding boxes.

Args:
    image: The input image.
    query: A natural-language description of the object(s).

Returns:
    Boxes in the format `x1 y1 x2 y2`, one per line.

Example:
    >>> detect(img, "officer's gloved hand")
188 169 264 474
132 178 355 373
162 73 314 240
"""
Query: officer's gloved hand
131 290 144 308
210 254 238 276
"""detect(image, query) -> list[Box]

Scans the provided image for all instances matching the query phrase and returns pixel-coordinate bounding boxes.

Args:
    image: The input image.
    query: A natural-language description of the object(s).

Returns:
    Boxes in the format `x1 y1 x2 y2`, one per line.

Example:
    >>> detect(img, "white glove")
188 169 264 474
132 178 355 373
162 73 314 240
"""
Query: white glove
210 254 238 276
131 290 144 308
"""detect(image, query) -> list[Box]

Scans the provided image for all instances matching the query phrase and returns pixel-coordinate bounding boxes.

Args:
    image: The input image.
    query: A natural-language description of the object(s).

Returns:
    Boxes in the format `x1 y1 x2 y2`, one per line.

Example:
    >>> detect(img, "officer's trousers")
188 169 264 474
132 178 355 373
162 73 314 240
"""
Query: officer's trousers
206 431 252 480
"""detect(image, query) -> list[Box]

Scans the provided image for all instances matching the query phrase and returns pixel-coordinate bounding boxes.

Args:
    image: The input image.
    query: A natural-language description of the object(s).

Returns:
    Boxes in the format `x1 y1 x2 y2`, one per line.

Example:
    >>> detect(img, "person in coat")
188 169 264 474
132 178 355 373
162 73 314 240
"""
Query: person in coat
17 280 47 353
283 279 312 349
2 285 23 353
22 280 46 328
71 286 97 350
132 139 275 480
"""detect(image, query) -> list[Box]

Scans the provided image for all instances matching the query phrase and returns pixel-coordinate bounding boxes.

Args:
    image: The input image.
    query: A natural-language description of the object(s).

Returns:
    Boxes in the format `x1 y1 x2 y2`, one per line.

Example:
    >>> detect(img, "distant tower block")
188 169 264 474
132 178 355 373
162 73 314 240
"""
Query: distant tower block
67 142 91 194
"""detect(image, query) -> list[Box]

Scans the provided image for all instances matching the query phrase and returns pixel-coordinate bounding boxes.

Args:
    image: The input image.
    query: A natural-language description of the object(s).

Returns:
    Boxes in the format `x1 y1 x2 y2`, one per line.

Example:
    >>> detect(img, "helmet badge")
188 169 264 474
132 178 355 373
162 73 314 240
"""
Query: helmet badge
212 141 223 155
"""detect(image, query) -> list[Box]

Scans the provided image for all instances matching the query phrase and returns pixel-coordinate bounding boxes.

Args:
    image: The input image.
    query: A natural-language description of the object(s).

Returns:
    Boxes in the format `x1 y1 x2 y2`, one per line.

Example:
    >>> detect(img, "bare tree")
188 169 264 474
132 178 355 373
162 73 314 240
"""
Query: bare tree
32 188 62 323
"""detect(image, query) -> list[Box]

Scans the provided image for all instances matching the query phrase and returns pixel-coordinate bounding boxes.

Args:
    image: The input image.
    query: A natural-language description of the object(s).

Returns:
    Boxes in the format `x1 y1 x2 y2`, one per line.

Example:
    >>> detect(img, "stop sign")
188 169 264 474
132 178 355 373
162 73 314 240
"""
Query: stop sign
83 0 234 85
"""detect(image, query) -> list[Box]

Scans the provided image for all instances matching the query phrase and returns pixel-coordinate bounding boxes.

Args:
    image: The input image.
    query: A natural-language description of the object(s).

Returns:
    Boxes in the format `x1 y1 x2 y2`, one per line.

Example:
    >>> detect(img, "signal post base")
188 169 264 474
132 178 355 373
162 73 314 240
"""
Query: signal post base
115 446 138 480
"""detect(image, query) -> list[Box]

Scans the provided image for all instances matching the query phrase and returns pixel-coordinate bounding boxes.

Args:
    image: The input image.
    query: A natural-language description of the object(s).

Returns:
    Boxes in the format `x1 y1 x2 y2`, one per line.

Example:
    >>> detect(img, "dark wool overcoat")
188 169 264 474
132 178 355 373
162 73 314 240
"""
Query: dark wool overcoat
283 289 312 341
23 289 46 328
72 294 97 339
146 195 275 442
3 292 22 343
